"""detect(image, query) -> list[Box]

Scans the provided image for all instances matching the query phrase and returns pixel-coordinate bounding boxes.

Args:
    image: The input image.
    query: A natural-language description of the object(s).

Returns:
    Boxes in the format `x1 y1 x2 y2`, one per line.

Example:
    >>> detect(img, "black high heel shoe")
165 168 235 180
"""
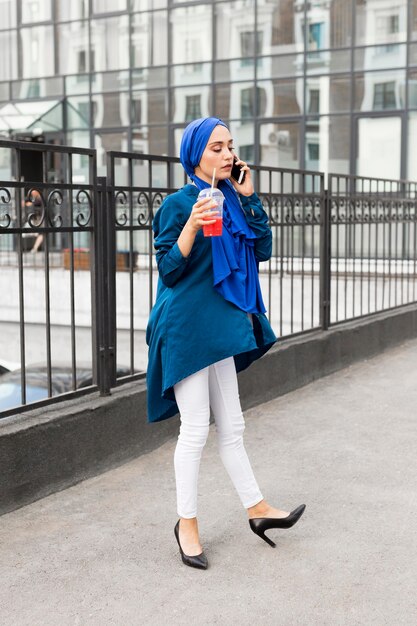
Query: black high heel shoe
249 504 306 548
174 520 208 570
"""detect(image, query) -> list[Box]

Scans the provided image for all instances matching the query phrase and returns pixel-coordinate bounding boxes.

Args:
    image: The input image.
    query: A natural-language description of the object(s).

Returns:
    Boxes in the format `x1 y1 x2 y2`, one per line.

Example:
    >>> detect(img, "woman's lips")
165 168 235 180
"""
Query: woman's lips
222 165 232 170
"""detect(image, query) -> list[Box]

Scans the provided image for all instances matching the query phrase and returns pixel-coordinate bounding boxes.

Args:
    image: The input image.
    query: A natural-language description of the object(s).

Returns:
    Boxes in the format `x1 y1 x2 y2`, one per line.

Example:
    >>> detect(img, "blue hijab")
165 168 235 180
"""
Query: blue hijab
180 117 266 315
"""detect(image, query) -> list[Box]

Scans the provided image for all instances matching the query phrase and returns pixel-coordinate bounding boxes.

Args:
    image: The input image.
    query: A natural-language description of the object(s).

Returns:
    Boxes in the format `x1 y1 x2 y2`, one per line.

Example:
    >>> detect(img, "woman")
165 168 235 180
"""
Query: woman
146 117 305 570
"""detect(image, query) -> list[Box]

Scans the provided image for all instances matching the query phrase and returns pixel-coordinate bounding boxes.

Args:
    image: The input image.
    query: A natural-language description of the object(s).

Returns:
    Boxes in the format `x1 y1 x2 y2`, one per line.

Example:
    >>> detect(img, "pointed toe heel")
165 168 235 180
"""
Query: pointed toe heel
249 504 306 547
174 520 208 570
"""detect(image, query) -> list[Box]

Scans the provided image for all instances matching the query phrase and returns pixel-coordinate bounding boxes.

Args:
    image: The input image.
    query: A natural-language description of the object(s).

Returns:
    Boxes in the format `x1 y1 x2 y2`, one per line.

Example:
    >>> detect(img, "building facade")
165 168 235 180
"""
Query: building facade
1 0 417 181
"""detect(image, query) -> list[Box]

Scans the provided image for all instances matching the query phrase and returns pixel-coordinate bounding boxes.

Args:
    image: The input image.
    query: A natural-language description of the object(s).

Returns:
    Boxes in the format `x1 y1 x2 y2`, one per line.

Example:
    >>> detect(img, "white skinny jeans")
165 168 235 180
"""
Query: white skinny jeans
173 356 263 518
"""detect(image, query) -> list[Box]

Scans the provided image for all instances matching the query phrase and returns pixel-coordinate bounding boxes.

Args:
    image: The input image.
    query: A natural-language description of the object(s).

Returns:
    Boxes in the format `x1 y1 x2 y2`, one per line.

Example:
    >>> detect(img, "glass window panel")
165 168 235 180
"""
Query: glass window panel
354 70 406 112
0 31 17 80
172 86 211 123
130 89 168 125
408 71 417 109
91 71 129 93
58 22 89 76
132 67 168 89
95 131 128 176
228 120 255 162
21 0 52 23
65 74 90 95
11 77 63 99
132 126 168 156
269 54 304 79
260 121 300 169
306 48 351 74
356 116 401 179
329 75 351 113
132 11 168 68
257 78 303 117
215 1 256 60
171 5 212 64
304 4 353 52
408 42 417 66
412 1 417 41
408 113 417 179
131 126 149 155
0 0 16 29
306 115 350 175
329 0 352 48
217 0 300 58
307 75 351 115
92 92 130 128
92 0 127 13
269 0 300 54
214 84 231 119
172 62 211 87
91 16 129 71
0 82 9 100
355 0 407 46
354 44 406 71
215 81 267 120
67 96 91 130
55 0 89 21
0 146 12 180
21 26 55 78
66 131 91 182
131 0 167 11
241 86 265 118
214 60 254 82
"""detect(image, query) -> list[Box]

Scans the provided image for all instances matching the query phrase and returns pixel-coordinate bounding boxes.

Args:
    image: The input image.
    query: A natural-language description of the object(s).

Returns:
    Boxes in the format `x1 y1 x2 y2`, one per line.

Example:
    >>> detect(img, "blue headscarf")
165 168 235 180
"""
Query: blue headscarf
180 117 266 314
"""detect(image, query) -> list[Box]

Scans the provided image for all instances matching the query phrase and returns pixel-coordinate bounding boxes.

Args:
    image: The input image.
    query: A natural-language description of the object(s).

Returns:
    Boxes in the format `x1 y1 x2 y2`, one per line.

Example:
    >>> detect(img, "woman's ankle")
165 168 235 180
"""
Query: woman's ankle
179 516 198 527
247 499 270 517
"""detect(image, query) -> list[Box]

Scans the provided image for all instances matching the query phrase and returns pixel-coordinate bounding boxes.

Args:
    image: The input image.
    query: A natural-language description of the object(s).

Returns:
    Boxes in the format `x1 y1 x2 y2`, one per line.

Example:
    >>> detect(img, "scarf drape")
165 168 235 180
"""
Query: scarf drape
179 117 266 314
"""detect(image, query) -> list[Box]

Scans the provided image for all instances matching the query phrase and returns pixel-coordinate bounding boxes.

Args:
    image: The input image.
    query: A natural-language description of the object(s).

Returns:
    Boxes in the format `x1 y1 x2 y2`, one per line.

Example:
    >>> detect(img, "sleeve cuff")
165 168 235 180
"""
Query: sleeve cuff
239 192 264 217
169 241 189 265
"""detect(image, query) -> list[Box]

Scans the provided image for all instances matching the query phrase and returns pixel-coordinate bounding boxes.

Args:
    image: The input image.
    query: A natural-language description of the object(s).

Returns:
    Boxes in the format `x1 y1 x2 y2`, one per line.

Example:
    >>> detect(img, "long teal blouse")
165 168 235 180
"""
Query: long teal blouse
146 184 277 423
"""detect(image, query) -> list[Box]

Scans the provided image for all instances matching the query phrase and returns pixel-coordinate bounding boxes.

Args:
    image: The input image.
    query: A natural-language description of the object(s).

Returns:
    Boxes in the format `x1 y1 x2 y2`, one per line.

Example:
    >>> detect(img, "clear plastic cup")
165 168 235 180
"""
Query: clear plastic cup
197 188 224 237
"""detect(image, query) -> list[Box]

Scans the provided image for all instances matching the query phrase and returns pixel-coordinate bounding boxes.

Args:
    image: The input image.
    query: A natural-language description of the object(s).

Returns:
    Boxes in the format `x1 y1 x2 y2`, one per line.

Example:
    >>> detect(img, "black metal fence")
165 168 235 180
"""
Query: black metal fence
0 139 416 418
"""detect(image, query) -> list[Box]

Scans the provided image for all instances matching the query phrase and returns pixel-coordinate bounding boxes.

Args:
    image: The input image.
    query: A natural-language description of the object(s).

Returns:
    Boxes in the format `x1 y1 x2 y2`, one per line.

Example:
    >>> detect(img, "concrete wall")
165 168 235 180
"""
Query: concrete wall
1 303 417 516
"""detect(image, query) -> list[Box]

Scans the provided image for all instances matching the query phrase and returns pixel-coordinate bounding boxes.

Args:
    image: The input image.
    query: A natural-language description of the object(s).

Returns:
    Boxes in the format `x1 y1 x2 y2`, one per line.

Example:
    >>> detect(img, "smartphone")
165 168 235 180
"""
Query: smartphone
231 157 246 185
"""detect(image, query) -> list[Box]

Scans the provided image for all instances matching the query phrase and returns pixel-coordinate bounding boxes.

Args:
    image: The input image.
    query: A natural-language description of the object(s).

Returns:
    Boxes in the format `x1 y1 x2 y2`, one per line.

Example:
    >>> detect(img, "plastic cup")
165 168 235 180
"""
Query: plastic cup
198 188 224 237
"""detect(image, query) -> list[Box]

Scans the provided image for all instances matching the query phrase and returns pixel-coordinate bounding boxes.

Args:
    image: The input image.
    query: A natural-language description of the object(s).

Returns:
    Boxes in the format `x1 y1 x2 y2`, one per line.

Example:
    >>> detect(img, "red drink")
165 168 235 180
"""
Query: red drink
203 216 223 237
198 188 224 237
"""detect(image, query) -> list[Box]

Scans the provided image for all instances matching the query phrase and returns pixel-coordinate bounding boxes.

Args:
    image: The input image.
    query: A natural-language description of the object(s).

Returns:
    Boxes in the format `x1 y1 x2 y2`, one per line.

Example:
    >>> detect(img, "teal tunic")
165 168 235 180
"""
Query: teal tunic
146 184 277 423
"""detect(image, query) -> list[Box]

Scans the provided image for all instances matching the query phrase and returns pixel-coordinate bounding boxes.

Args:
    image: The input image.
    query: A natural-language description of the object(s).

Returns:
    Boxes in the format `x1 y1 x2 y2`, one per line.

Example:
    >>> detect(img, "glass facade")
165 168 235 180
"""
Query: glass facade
0 0 416 178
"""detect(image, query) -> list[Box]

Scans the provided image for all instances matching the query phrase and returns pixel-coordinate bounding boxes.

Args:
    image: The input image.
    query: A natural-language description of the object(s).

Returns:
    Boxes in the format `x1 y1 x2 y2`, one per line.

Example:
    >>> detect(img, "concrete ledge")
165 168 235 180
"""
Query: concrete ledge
1 303 417 516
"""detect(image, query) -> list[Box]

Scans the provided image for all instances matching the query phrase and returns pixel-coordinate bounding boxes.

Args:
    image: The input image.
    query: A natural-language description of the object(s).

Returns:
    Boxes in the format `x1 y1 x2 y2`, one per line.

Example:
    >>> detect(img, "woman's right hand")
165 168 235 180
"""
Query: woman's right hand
186 196 219 234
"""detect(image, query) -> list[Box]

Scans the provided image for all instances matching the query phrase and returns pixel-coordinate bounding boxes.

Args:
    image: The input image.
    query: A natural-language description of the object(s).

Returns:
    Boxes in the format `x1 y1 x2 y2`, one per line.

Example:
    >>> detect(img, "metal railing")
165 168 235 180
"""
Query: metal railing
1 139 417 418
0 139 99 418
327 174 417 326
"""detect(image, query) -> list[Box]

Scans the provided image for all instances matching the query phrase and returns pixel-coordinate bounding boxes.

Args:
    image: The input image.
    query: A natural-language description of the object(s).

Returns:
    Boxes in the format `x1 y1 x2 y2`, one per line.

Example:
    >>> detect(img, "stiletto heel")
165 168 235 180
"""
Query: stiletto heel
257 529 276 548
249 504 306 548
174 520 208 570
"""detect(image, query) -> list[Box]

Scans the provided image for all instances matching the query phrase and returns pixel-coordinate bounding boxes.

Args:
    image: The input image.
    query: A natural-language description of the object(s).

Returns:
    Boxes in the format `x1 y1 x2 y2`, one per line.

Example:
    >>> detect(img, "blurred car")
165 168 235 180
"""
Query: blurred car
0 364 140 413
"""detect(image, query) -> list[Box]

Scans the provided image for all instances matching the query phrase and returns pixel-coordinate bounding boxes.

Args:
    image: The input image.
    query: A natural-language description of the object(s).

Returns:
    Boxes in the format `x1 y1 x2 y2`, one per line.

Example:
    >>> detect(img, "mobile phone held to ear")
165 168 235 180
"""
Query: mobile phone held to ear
231 157 246 185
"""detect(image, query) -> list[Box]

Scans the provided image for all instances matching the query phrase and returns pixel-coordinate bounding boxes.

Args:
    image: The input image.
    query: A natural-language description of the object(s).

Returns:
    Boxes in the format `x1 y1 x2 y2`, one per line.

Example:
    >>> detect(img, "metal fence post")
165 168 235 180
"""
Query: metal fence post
320 185 331 330
94 176 116 395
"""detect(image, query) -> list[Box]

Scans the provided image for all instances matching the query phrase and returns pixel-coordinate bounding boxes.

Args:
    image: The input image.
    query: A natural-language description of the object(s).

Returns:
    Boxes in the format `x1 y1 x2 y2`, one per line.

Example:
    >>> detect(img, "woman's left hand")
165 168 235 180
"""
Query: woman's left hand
229 157 254 197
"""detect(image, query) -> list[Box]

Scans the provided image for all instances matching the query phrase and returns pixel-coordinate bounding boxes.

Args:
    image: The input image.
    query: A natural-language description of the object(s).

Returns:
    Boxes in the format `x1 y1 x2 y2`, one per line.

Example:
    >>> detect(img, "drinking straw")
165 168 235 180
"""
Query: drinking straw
210 168 216 198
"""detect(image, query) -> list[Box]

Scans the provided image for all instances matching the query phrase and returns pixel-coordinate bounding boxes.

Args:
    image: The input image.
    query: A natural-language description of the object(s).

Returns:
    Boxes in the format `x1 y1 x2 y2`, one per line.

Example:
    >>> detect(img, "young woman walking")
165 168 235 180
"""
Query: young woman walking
146 117 306 569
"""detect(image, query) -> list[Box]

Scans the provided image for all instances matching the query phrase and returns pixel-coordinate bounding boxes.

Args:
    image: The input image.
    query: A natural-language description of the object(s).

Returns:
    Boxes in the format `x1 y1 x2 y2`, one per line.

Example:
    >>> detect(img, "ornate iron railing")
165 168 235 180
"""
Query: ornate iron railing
0 139 416 418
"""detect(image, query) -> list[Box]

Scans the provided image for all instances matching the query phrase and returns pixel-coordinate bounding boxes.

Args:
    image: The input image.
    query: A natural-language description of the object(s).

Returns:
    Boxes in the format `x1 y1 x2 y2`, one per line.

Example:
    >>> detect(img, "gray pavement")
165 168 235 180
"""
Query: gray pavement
1 339 417 626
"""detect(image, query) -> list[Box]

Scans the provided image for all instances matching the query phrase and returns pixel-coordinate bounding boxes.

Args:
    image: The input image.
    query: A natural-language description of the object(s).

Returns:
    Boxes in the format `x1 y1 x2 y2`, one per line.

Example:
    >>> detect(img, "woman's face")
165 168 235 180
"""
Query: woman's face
194 125 234 185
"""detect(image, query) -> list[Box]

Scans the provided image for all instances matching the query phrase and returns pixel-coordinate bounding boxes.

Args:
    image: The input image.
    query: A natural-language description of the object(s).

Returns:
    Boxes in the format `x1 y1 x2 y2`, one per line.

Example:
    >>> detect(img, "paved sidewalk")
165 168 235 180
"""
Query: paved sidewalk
1 339 417 626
